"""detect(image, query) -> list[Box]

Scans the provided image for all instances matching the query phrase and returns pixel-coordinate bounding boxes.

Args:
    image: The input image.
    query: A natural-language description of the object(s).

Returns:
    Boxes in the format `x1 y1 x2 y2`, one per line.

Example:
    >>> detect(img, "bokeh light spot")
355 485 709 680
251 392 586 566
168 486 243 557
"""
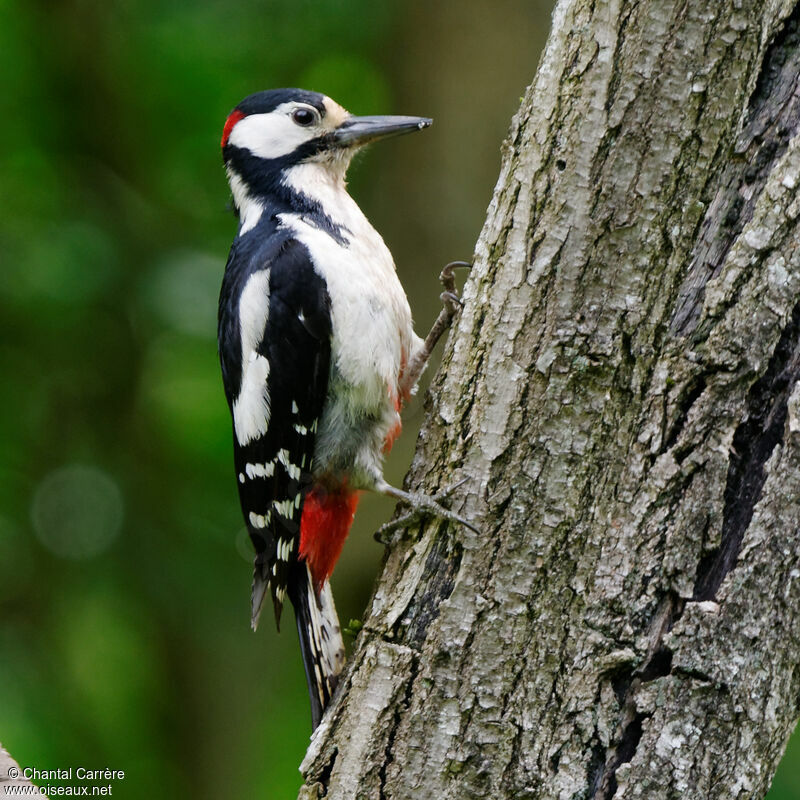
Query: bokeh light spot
140 249 223 338
31 464 124 559
235 526 253 563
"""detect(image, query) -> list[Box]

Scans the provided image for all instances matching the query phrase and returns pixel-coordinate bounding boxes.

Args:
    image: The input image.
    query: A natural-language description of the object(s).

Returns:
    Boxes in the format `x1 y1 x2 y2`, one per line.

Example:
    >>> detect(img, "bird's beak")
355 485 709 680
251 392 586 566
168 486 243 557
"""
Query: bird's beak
333 115 432 147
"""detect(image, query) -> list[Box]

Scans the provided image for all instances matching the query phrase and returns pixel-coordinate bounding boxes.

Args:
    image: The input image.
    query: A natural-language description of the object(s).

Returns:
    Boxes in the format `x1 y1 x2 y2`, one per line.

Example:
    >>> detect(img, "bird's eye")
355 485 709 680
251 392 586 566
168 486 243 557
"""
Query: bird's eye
292 108 317 127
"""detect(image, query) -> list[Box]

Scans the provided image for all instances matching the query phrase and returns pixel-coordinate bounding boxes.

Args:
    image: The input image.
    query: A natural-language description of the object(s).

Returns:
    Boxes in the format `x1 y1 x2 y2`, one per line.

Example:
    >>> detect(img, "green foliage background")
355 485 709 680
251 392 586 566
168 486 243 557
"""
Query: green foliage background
0 0 797 797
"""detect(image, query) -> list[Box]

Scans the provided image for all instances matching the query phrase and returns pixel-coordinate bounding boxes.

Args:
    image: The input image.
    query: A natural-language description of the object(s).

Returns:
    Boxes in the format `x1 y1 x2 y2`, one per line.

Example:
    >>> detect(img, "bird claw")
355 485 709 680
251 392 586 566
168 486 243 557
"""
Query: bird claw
374 478 476 544
439 261 471 315
440 290 463 315
439 260 471 293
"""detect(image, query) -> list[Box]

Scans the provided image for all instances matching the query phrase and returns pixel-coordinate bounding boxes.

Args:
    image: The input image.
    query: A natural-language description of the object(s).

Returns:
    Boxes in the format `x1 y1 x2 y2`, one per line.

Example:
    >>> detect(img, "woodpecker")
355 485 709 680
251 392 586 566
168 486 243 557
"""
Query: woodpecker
218 88 468 730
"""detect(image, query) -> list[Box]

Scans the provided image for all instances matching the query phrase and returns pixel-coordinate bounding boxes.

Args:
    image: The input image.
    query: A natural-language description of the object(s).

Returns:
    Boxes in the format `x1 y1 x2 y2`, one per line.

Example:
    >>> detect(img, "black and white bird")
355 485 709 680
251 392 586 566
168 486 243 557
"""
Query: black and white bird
218 88 469 729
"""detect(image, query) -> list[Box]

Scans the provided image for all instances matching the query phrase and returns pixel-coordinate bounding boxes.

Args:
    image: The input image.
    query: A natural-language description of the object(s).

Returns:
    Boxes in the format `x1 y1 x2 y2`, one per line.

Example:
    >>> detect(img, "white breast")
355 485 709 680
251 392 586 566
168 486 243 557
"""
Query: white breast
280 163 419 406
279 162 424 486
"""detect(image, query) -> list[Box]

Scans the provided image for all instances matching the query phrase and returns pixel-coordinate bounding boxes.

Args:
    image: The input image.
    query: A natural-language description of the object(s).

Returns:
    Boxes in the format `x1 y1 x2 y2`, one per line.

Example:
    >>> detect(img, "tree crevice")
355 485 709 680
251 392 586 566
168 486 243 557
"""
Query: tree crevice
592 593 683 800
694 299 800 601
671 4 800 337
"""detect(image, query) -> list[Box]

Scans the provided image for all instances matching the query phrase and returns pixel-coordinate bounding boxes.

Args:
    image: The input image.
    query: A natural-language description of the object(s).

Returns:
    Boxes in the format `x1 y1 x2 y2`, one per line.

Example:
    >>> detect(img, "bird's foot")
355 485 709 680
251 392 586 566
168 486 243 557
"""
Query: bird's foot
398 261 472 399
374 478 476 544
439 261 470 318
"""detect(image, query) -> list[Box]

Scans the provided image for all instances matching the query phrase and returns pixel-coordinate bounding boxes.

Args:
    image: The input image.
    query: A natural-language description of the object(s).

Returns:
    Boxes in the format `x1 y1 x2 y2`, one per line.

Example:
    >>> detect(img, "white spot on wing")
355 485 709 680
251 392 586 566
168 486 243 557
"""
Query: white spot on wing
249 512 269 529
277 449 301 480
274 499 294 519
245 461 275 479
275 538 293 562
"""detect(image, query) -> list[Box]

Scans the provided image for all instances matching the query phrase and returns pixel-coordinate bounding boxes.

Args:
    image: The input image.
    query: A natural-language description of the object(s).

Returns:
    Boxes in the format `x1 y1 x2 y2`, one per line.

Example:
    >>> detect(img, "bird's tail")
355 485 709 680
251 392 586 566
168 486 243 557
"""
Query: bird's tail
290 563 346 729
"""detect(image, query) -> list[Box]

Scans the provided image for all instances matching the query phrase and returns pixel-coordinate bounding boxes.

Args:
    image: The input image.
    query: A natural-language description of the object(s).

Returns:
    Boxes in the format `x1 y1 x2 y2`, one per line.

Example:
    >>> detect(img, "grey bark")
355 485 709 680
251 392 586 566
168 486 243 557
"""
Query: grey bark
299 1 800 798
0 743 45 796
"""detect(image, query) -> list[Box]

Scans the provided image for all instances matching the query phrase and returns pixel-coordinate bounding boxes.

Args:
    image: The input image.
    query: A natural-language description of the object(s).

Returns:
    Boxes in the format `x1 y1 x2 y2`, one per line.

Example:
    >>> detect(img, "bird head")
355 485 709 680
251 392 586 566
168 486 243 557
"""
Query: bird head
221 88 432 212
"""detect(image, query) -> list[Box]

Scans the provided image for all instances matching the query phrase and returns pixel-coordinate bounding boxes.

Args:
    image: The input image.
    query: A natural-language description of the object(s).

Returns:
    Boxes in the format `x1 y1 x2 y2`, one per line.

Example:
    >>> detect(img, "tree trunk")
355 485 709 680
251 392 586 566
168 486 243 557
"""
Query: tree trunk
0 744 43 796
298 1 800 797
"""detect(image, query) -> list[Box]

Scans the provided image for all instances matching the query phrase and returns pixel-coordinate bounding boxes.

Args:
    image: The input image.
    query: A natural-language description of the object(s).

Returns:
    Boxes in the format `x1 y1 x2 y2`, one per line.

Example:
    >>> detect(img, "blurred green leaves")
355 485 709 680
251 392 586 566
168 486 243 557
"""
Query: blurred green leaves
0 0 410 795
139 334 229 458
4 222 120 308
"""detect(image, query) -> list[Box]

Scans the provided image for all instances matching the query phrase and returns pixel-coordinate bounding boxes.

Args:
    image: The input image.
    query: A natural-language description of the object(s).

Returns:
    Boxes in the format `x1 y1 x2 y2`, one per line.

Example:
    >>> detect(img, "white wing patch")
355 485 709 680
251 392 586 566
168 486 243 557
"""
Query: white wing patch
233 270 271 446
233 355 270 445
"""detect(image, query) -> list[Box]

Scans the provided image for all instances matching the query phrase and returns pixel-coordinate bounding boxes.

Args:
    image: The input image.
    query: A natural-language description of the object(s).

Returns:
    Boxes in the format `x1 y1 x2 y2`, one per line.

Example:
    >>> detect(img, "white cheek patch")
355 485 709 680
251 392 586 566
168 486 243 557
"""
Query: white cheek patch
227 104 316 160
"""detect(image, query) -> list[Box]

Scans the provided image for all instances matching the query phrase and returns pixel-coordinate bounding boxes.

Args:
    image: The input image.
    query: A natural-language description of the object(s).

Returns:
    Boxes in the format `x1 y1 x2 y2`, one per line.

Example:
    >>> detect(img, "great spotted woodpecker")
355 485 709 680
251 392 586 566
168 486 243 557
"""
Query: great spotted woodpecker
218 88 469 729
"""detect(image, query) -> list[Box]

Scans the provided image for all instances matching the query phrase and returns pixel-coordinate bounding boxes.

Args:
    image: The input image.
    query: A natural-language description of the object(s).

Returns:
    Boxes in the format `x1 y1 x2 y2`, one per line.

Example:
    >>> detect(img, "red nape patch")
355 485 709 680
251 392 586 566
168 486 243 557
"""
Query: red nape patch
299 487 361 594
221 109 245 148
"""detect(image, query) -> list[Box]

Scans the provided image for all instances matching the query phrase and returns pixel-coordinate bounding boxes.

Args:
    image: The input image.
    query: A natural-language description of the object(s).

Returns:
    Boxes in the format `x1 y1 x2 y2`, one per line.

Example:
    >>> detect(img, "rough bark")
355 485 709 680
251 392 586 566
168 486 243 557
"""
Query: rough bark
299 1 800 798
0 743 45 796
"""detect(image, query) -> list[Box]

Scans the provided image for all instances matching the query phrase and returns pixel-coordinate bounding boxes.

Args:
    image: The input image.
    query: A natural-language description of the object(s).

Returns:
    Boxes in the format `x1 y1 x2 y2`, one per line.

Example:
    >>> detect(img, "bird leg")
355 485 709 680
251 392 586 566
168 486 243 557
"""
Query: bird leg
373 478 476 544
399 261 471 399
376 263 474 542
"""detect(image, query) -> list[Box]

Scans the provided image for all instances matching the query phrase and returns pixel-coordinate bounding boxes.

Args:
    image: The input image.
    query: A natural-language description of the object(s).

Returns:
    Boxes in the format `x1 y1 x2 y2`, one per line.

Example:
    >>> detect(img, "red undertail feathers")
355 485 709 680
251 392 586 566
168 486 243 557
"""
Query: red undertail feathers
299 486 360 594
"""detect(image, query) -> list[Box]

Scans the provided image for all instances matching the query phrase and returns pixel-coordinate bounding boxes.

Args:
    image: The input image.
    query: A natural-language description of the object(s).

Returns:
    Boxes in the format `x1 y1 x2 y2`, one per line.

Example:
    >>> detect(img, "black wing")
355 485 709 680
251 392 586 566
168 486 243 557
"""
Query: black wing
220 236 331 629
